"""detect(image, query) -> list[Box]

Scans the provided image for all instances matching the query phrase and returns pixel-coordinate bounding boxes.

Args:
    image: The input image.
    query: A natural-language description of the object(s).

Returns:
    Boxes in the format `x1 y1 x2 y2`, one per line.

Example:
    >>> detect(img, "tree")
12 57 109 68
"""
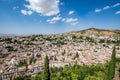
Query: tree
111 47 116 77
5 46 14 52
75 52 79 58
107 47 116 80
84 75 103 80
44 55 50 80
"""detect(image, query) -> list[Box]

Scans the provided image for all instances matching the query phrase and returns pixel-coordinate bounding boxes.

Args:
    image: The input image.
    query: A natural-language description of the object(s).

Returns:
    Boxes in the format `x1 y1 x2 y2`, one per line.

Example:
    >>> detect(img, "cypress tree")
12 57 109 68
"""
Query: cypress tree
108 47 116 80
44 55 50 80
111 47 116 78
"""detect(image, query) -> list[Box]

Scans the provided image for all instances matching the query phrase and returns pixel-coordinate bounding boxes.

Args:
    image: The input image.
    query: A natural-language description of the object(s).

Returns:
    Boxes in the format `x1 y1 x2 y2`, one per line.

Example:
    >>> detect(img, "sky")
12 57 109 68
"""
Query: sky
0 0 120 35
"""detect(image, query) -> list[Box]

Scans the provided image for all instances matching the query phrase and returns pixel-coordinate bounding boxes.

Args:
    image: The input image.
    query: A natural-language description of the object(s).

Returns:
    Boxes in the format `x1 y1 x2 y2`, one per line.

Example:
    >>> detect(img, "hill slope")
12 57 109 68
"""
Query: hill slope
65 28 120 37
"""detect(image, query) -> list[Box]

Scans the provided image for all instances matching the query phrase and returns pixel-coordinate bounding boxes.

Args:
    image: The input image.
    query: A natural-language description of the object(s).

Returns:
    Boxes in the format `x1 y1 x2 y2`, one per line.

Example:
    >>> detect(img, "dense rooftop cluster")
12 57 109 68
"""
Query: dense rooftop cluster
0 28 120 79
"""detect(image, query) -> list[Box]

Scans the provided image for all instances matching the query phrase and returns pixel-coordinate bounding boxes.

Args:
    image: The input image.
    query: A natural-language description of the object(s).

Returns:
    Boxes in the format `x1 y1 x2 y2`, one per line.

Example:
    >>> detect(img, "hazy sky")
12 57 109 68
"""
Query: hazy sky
0 0 120 34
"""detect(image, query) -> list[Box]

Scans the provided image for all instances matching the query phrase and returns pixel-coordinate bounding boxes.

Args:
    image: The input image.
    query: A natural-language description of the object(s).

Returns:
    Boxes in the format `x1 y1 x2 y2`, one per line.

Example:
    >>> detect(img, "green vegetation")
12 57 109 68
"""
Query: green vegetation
44 55 50 80
5 46 14 52
107 47 116 80
3 38 12 43
116 58 120 79
15 75 31 80
33 63 109 80
99 39 105 43
32 47 116 80
75 52 79 58
36 54 41 58
116 58 120 62
17 60 27 67
85 37 94 42
15 47 117 80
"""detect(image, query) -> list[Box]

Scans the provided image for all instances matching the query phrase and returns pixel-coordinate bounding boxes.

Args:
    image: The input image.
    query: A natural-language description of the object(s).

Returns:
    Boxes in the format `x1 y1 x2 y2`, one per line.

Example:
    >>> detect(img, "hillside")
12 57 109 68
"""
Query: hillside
0 28 120 38
65 28 120 37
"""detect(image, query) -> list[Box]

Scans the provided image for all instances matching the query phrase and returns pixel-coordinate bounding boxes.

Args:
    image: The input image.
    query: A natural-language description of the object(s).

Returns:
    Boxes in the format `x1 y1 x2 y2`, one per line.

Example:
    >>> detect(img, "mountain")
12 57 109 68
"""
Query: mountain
65 28 120 37
0 28 120 37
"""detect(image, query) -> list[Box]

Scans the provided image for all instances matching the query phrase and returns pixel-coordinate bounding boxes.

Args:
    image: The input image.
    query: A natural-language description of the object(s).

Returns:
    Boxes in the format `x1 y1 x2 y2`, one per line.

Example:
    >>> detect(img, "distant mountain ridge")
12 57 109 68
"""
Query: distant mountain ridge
65 28 120 37
0 28 120 37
